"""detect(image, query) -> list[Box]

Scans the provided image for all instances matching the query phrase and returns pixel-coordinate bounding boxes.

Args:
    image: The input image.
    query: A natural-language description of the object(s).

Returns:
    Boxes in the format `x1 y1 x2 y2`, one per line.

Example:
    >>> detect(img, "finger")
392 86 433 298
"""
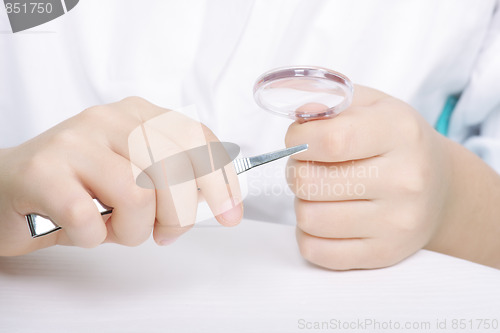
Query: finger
153 154 199 245
350 84 391 107
104 100 241 231
116 115 200 245
42 179 107 248
197 163 243 226
140 129 199 244
296 228 392 270
160 116 242 226
286 107 395 162
2 210 58 255
72 146 156 247
286 158 382 201
285 86 400 162
295 198 379 238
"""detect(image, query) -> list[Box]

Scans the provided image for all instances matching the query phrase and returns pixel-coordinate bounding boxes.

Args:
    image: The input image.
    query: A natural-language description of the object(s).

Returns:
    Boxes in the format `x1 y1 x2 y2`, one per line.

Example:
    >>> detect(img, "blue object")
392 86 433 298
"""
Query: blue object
435 95 460 136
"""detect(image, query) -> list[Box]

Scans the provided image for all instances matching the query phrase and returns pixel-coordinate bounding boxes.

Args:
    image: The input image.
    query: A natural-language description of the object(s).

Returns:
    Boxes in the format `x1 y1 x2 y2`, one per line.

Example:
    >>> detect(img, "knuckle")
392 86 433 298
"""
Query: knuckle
119 96 157 116
62 200 96 230
119 96 170 128
394 164 428 195
116 163 155 207
396 109 424 143
324 125 352 160
22 153 52 180
121 96 150 106
295 200 313 230
286 161 312 199
79 105 107 123
124 187 154 210
77 105 116 130
391 208 422 233
398 216 420 233
49 128 80 149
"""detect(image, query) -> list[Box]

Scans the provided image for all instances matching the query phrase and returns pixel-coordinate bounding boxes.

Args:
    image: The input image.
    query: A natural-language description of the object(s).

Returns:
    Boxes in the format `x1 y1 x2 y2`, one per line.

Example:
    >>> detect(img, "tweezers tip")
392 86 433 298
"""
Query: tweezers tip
295 143 308 152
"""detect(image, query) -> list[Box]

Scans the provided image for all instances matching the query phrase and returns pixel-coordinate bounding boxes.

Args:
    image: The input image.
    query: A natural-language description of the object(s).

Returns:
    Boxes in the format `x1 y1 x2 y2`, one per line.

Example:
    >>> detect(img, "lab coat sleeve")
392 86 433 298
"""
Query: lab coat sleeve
449 0 500 174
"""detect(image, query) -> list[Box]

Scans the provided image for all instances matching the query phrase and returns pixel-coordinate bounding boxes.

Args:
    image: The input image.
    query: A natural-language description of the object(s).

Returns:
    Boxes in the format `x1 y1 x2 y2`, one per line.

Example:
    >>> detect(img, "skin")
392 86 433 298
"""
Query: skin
2 89 499 271
0 97 243 256
285 85 500 270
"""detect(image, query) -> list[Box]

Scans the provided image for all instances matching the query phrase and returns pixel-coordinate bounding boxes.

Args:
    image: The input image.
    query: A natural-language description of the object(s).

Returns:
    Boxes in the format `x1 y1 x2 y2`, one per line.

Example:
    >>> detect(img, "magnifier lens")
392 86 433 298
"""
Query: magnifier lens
253 67 353 120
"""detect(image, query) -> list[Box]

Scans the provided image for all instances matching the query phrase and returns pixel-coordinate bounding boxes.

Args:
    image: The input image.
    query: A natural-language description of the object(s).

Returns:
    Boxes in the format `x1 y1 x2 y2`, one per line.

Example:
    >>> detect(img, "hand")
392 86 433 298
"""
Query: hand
285 85 500 270
0 97 243 256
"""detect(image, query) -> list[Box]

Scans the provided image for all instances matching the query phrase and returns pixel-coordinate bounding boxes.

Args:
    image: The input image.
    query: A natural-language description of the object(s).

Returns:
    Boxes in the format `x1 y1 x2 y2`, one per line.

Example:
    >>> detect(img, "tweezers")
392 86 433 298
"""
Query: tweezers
26 144 308 238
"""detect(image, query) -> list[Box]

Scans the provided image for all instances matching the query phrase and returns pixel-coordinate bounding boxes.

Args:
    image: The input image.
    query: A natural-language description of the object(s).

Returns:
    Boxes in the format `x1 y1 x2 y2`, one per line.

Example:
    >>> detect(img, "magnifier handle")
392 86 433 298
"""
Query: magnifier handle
26 199 112 238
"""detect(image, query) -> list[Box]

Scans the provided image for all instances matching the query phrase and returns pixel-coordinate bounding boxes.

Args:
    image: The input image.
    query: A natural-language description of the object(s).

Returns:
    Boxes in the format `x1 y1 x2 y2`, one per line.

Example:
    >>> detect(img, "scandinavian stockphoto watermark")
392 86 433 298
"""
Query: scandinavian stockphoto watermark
288 161 379 199
126 103 379 226
248 160 379 199
3 0 79 33
297 317 500 331
128 106 242 227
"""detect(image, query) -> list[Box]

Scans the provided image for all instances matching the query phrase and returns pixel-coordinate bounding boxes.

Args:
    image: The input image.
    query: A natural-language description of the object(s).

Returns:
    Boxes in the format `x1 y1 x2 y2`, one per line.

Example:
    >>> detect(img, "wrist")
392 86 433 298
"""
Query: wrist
425 138 500 268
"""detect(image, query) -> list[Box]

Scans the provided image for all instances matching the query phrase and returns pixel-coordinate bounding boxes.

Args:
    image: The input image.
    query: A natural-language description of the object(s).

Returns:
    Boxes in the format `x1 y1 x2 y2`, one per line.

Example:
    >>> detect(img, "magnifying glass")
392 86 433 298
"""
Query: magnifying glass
253 66 354 121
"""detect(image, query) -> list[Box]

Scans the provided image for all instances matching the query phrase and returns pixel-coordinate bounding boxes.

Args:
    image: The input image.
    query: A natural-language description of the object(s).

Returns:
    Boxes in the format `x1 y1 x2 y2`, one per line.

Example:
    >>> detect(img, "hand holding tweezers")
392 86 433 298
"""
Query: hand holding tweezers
26 144 308 238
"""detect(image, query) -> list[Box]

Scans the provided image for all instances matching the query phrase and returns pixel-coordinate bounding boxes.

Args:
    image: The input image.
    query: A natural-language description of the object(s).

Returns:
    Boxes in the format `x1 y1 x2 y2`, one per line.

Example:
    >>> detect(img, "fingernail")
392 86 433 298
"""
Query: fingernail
159 237 178 246
220 199 243 226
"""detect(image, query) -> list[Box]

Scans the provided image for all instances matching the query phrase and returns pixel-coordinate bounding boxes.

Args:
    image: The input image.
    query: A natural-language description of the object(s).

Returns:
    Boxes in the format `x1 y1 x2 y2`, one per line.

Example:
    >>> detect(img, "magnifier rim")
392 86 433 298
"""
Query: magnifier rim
253 66 354 120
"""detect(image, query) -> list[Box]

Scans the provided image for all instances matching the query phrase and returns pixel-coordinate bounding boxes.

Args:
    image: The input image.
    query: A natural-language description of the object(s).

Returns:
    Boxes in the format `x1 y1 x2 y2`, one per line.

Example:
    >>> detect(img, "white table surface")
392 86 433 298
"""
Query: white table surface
1 219 500 333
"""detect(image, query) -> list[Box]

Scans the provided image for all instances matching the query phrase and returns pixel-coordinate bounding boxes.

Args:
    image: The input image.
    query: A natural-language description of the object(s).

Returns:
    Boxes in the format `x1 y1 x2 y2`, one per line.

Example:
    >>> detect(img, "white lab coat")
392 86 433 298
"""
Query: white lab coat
1 0 499 224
